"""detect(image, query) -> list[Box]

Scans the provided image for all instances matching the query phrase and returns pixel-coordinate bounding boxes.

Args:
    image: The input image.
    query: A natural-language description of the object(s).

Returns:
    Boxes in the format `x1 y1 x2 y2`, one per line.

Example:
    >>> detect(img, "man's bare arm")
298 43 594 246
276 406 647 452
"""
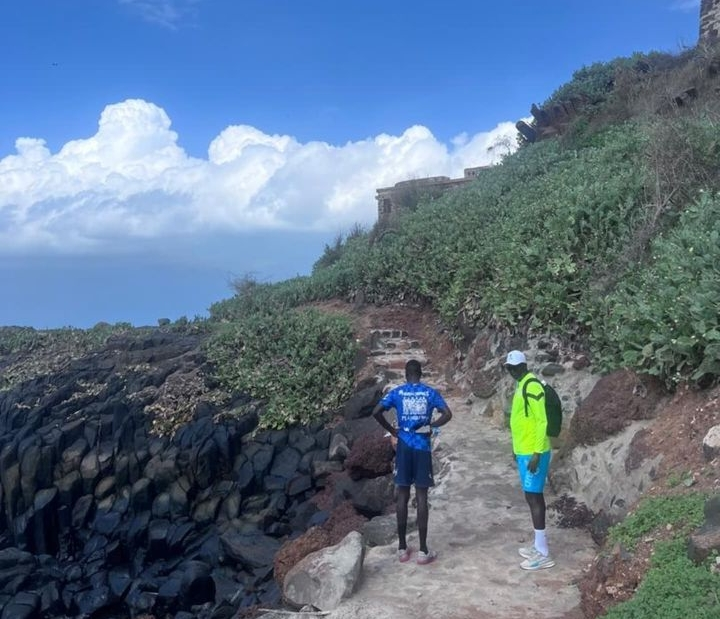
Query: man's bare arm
432 405 452 428
372 403 397 436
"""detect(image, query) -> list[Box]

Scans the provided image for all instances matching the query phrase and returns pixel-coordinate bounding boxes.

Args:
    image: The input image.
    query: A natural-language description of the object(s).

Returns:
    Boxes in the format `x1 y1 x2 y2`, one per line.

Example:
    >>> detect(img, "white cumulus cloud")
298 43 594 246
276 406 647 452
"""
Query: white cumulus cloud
0 99 519 254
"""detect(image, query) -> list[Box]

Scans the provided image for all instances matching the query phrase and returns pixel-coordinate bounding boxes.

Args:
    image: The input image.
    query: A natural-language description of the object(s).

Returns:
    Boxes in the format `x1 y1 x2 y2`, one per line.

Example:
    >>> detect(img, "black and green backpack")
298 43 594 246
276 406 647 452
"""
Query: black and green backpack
522 377 563 438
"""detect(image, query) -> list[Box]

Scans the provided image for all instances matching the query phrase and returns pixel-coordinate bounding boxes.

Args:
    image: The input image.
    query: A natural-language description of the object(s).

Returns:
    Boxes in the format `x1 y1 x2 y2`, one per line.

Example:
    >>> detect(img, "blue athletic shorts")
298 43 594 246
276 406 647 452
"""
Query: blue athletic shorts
516 451 552 493
394 438 434 487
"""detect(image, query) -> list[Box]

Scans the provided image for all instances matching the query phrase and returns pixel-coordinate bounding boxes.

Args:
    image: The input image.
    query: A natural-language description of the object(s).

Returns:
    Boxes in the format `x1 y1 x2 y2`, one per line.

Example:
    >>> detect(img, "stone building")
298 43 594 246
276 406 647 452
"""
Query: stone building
376 166 488 222
701 0 720 42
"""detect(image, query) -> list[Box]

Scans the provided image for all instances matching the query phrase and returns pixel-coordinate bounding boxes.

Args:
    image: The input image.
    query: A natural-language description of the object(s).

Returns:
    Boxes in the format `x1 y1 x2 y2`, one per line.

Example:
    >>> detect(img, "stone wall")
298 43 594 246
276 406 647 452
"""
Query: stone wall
701 0 720 42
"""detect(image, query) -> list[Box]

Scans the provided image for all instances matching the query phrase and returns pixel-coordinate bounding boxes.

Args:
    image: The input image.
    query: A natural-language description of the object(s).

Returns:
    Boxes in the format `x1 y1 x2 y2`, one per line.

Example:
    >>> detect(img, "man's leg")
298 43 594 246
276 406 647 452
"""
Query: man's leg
517 452 551 553
524 491 546 529
394 439 413 553
415 486 429 554
397 485 411 550
524 491 549 557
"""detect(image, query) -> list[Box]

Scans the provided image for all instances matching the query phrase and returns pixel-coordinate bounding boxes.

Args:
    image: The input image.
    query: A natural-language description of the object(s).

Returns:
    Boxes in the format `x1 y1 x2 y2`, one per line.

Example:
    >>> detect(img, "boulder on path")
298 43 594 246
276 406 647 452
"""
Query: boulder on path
362 513 397 547
283 531 365 611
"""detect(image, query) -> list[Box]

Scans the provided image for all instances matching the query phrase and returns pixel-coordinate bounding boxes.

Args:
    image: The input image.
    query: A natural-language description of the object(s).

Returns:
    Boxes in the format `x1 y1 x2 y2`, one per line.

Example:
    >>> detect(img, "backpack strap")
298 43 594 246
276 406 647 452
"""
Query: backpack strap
522 377 544 417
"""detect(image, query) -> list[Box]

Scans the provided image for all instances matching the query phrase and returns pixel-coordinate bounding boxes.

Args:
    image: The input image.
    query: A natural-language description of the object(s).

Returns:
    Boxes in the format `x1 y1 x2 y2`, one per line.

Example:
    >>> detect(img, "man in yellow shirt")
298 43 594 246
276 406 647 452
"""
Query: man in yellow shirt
505 350 555 570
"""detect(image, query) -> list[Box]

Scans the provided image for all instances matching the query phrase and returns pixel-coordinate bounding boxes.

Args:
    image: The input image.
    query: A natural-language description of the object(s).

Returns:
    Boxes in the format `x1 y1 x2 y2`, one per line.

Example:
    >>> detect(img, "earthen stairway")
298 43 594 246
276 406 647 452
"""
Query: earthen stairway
366 328 447 392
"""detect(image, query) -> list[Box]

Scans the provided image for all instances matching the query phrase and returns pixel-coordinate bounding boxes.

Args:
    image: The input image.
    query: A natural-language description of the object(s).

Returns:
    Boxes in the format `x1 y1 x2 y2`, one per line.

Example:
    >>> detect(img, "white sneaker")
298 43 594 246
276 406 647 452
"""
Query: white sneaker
520 554 555 570
518 546 541 560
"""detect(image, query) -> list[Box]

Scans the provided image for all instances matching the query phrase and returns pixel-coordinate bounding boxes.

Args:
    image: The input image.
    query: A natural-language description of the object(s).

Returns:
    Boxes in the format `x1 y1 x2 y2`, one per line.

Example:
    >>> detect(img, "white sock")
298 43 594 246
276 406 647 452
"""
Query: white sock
534 529 549 556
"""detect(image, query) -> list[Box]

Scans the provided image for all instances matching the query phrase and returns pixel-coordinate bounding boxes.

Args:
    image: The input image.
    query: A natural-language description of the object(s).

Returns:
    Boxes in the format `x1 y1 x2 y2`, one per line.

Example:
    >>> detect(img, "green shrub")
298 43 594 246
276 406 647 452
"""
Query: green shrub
588 192 720 386
608 494 706 551
205 50 720 393
602 538 720 619
603 495 715 618
205 308 357 429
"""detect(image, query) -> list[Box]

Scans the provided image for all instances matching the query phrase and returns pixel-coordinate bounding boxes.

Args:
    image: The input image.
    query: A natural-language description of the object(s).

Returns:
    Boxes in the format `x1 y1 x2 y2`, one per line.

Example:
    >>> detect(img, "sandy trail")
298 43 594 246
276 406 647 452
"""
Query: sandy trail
309 324 595 619
333 392 594 619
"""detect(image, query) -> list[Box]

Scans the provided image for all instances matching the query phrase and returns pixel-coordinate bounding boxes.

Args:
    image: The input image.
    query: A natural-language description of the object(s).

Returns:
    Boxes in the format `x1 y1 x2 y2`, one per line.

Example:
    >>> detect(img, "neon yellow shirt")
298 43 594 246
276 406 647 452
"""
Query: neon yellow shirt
510 372 551 455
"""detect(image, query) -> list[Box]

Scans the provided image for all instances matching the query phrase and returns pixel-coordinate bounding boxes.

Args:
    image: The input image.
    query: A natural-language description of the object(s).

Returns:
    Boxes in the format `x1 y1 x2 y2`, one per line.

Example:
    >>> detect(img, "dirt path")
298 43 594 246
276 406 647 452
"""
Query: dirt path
337 391 594 619
325 319 596 619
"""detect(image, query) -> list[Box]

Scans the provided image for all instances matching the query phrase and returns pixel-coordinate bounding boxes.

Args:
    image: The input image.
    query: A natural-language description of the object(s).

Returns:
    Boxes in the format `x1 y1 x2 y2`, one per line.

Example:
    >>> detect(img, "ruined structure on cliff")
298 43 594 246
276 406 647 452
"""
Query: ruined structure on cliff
376 166 488 222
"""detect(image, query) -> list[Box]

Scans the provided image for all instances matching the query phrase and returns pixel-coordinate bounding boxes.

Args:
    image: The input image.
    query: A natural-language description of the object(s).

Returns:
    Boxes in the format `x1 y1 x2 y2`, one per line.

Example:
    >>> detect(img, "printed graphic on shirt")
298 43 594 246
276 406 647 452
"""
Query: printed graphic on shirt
401 394 431 423
380 383 447 452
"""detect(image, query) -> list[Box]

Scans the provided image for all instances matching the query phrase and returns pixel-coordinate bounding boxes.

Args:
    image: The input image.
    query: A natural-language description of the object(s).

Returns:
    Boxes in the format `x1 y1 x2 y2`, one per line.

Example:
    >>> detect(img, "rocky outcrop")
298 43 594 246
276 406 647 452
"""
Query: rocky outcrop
0 329 390 619
516 97 588 143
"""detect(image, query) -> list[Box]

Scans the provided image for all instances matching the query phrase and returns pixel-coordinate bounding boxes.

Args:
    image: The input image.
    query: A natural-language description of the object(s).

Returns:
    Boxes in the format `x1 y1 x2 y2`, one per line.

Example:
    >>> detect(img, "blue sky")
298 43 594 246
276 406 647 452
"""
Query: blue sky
0 0 701 328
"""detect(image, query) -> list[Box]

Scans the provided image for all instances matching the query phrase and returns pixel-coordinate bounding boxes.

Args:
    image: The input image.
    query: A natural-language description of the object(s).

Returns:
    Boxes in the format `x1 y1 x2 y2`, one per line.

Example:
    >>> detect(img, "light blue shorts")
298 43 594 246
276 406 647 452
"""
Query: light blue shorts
516 451 552 494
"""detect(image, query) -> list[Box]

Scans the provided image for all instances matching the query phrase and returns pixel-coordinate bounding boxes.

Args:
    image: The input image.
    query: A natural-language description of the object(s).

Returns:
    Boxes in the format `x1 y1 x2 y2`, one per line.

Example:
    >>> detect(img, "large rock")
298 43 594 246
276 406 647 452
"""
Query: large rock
274 527 331 588
332 475 395 517
328 434 350 462
2 590 41 619
342 385 382 420
362 513 397 547
688 495 720 563
283 531 365 611
703 425 720 461
688 525 720 564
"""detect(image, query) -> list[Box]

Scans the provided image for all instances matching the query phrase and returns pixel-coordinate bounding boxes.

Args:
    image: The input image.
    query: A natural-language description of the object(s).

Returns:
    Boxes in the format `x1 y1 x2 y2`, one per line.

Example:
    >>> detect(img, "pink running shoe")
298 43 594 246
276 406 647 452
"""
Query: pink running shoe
416 550 437 565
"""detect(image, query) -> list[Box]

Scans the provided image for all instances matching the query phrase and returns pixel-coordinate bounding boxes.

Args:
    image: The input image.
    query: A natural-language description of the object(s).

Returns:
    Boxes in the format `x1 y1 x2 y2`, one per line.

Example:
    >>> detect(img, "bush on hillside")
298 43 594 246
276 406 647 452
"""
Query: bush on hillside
588 191 720 387
313 223 367 272
205 307 357 429
602 494 718 619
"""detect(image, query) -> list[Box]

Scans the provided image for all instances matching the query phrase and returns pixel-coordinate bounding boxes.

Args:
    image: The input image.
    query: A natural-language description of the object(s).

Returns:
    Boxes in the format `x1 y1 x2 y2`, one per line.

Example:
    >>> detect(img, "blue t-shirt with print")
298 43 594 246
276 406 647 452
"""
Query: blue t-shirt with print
380 382 447 452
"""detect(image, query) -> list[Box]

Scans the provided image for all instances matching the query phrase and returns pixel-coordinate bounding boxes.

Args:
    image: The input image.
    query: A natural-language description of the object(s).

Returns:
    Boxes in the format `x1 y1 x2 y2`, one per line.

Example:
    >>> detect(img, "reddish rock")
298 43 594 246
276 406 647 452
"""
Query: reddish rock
273 500 368 588
344 431 394 480
273 526 331 587
324 500 369 544
567 370 666 448
579 544 645 618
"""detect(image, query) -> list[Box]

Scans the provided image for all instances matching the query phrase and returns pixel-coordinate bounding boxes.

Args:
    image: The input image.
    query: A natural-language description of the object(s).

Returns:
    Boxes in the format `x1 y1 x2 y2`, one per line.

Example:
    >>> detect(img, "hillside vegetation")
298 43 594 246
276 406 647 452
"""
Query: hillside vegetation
209 46 720 399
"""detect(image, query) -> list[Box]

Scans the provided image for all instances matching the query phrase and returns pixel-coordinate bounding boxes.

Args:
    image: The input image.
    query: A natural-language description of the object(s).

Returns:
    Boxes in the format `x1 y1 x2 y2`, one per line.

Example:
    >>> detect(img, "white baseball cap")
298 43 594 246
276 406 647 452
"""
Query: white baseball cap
504 350 527 366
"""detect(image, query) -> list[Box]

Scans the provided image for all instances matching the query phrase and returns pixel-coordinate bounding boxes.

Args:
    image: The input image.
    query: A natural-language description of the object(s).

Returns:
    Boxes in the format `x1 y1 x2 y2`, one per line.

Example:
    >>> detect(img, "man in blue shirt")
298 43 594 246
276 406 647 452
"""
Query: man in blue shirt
372 359 452 565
